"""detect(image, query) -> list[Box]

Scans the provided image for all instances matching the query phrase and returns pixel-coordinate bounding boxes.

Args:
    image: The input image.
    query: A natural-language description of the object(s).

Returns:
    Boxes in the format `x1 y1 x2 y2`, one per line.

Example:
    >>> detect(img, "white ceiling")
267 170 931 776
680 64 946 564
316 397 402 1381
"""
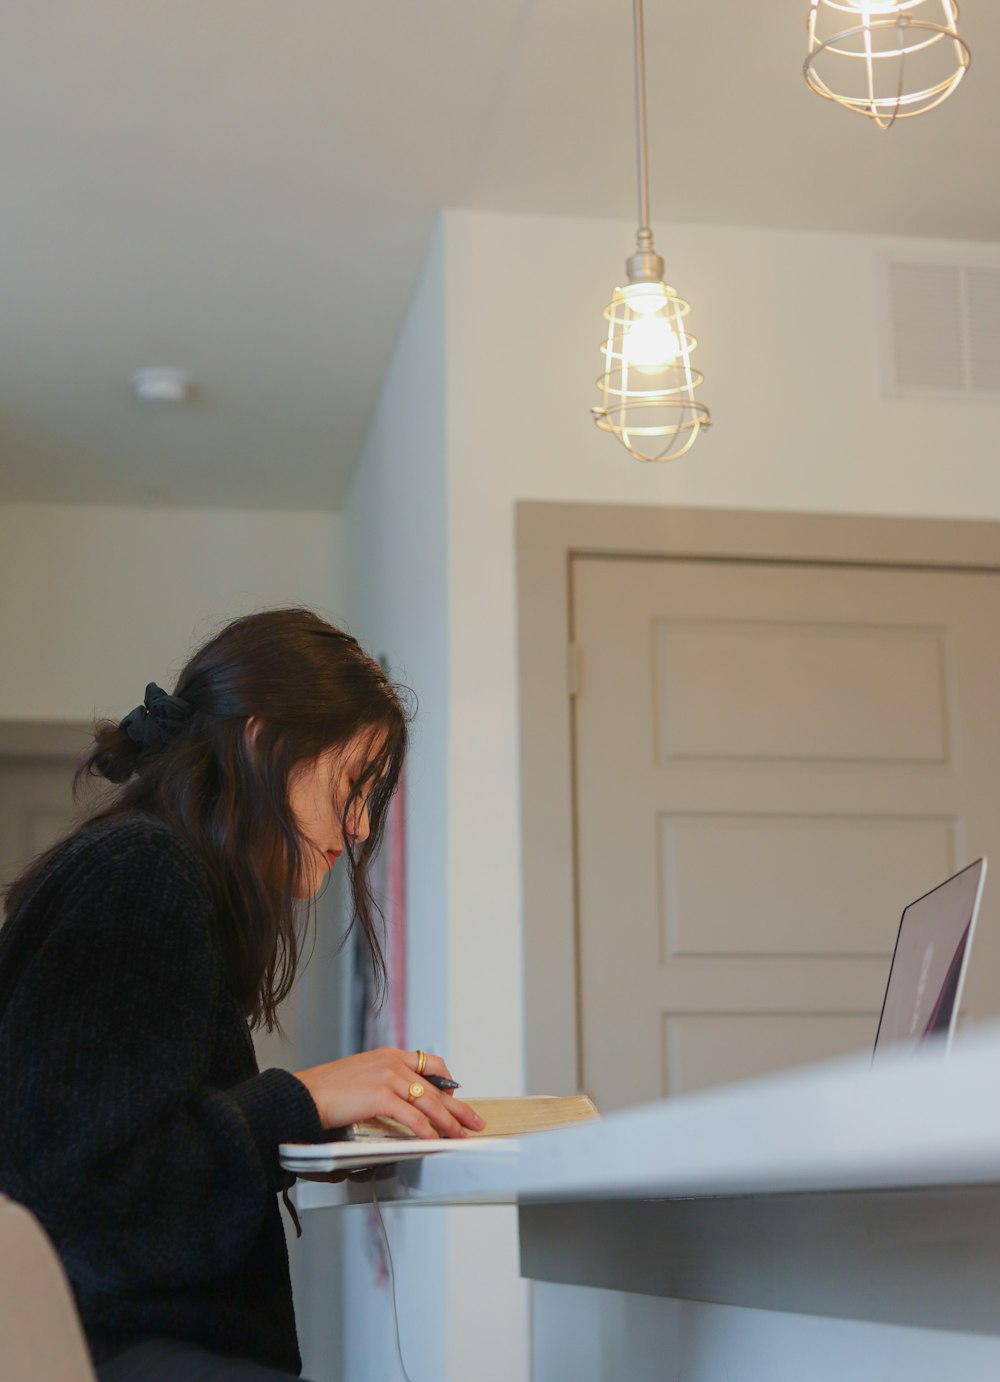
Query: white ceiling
1 2 997 510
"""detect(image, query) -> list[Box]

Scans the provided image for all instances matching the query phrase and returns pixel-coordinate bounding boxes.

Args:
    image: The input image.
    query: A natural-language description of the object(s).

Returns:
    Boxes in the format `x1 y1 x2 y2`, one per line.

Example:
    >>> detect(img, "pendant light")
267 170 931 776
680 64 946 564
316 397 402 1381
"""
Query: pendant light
591 0 710 463
804 1 971 129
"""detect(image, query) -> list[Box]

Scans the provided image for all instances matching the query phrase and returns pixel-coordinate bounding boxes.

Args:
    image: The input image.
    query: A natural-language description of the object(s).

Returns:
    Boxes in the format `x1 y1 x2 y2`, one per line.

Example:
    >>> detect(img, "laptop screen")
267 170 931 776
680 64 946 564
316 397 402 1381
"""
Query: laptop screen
872 858 986 1060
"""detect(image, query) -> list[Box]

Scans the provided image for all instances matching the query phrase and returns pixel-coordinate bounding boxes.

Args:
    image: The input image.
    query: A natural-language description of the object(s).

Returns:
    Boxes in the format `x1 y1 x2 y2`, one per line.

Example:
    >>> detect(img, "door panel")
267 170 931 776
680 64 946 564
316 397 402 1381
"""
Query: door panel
660 813 956 958
663 1013 877 1095
655 619 949 763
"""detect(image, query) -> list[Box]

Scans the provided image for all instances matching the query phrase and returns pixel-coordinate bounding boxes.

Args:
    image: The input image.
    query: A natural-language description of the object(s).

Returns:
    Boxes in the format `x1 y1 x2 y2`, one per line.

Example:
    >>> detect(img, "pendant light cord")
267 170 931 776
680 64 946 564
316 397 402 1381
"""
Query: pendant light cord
633 0 652 243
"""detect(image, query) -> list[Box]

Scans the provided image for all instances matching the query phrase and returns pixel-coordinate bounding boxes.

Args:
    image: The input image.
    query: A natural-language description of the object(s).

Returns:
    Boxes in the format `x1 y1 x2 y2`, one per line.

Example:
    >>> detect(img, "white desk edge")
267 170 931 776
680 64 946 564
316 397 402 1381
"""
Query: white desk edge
289 1024 1000 1212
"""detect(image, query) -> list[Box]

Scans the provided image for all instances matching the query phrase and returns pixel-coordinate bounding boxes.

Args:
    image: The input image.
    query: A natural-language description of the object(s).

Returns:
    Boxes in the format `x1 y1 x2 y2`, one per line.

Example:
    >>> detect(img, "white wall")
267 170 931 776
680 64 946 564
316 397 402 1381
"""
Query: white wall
443 209 1000 1096
341 221 451 1382
338 207 1000 1381
438 209 1000 1382
0 501 345 720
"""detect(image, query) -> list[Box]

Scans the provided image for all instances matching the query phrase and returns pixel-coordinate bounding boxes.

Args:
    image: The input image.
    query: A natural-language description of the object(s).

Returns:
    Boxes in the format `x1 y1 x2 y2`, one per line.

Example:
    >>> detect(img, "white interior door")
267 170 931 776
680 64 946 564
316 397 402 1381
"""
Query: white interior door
572 556 1000 1111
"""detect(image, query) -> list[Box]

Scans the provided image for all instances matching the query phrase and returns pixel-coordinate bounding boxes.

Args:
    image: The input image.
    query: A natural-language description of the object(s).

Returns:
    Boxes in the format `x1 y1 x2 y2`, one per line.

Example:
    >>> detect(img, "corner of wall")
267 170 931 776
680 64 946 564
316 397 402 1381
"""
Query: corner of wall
340 215 451 1382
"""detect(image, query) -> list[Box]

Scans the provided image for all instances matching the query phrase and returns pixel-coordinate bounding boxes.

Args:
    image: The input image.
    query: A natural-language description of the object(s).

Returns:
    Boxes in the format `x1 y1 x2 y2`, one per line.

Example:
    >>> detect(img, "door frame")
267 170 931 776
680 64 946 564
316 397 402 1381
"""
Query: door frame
516 501 1000 1095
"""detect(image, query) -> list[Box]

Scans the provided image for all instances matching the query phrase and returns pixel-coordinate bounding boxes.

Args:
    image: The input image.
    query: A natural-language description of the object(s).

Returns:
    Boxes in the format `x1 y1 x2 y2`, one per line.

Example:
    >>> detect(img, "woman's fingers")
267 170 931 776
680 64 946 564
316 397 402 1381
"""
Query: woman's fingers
293 1048 487 1133
403 1051 485 1133
438 1095 484 1132
386 1091 439 1141
395 1076 468 1138
406 1050 483 1127
412 1050 456 1084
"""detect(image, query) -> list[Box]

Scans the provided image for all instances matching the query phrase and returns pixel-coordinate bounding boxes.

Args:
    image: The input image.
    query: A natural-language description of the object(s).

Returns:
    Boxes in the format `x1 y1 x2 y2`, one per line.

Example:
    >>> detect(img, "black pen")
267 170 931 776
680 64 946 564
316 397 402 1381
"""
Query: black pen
425 1074 460 1091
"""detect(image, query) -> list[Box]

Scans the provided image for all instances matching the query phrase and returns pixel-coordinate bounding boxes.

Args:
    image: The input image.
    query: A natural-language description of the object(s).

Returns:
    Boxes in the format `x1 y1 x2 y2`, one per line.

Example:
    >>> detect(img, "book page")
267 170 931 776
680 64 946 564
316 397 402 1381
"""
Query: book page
348 1094 599 1142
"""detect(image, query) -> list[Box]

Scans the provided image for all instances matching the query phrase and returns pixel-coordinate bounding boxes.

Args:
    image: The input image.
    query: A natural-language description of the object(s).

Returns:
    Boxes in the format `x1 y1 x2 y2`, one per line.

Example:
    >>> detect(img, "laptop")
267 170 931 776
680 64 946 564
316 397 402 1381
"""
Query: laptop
872 857 987 1061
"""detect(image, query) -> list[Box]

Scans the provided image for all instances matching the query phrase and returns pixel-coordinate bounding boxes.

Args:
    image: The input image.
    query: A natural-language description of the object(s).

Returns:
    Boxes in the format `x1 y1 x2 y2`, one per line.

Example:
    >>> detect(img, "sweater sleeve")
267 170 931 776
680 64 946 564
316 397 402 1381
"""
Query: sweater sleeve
0 828 322 1296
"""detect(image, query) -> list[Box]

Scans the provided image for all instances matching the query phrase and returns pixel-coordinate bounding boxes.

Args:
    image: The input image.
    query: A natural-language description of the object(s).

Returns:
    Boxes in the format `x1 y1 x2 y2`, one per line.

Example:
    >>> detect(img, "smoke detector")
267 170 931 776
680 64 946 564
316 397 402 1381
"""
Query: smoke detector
130 367 191 404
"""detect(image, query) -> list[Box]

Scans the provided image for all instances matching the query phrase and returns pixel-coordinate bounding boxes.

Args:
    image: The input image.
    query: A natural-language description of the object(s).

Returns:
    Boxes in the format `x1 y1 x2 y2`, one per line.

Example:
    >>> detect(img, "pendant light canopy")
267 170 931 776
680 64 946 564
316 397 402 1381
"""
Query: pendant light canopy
592 0 710 463
804 0 971 129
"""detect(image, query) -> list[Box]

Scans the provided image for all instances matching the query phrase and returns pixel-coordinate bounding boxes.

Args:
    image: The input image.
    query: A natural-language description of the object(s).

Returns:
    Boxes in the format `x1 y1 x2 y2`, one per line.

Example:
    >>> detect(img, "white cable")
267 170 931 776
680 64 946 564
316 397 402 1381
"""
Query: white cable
370 1175 418 1382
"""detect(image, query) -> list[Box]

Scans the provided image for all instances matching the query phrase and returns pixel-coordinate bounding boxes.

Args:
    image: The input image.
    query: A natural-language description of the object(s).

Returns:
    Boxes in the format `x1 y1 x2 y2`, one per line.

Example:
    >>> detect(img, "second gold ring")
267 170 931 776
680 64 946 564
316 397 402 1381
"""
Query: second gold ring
408 1082 425 1103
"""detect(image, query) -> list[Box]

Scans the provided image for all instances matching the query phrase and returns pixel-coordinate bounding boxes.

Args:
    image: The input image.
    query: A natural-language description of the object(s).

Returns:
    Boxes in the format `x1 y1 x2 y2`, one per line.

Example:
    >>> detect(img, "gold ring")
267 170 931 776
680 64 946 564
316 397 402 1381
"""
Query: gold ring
416 1049 427 1076
408 1082 425 1103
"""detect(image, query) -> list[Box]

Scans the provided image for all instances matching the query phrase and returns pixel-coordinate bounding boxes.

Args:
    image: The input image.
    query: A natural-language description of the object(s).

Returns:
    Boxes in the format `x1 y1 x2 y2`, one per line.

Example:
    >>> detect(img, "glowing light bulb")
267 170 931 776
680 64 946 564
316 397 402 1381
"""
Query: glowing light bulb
625 288 668 316
623 314 682 370
621 282 669 313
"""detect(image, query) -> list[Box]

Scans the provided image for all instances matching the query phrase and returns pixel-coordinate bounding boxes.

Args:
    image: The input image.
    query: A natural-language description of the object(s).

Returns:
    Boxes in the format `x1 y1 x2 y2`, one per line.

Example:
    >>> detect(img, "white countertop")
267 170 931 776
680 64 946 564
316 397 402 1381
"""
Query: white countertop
292 1024 1000 1212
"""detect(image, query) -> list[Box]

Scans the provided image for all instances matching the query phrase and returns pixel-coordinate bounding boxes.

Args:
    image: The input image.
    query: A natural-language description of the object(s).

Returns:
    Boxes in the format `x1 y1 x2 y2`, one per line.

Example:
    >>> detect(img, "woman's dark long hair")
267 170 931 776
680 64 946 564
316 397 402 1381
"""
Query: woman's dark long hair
4 608 411 1032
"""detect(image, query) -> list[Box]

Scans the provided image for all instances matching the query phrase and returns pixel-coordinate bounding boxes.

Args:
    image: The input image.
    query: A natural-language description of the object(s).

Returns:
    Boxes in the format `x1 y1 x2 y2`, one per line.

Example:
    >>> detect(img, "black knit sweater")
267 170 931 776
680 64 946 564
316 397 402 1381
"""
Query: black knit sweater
0 814 324 1373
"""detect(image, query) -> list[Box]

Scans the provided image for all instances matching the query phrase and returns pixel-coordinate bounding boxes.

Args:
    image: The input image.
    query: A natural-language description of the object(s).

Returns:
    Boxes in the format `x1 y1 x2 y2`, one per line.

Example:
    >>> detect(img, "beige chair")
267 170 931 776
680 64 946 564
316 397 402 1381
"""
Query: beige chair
0 1195 96 1381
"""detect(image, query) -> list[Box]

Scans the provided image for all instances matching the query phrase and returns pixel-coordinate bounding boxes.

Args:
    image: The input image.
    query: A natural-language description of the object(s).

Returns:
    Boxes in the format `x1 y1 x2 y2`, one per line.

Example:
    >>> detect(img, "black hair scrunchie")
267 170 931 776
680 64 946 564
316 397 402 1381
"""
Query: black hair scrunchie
120 682 193 750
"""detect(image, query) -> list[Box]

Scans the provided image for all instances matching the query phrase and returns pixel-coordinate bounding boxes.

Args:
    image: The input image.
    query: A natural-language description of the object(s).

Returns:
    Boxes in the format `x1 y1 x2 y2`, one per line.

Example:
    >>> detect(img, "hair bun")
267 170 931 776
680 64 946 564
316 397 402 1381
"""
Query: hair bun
90 721 143 783
119 682 193 751
89 684 193 783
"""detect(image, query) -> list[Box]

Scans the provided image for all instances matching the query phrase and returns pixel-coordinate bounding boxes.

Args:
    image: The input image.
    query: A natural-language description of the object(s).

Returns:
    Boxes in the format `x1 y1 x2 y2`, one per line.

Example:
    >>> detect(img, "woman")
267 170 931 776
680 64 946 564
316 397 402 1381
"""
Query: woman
0 608 483 1380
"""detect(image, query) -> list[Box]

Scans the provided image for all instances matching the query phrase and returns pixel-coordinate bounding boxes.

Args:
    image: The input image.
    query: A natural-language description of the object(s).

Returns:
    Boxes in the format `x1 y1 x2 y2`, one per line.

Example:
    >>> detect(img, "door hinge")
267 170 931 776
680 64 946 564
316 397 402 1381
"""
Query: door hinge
566 643 581 697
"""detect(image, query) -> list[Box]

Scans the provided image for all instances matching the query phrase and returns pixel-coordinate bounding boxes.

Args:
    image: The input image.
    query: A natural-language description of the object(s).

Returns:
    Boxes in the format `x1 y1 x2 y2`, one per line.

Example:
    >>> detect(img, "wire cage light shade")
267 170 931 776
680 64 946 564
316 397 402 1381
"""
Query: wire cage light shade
592 279 710 462
804 0 971 129
592 0 710 463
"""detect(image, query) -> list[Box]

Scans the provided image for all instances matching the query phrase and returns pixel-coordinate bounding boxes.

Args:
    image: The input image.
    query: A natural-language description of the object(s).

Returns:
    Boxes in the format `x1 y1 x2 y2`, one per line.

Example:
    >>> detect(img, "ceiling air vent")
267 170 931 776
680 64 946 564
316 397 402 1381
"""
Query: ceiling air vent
887 260 1000 398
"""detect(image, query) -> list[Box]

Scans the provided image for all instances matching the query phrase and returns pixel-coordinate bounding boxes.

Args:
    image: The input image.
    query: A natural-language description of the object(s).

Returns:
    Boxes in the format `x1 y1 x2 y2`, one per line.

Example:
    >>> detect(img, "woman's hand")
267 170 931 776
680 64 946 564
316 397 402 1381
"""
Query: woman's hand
292 1048 485 1139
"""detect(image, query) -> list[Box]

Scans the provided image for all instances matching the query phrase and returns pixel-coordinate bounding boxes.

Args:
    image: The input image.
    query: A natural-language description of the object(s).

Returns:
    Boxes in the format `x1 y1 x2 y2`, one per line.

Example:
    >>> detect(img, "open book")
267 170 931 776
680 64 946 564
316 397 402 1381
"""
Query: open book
280 1095 599 1173
348 1094 598 1141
